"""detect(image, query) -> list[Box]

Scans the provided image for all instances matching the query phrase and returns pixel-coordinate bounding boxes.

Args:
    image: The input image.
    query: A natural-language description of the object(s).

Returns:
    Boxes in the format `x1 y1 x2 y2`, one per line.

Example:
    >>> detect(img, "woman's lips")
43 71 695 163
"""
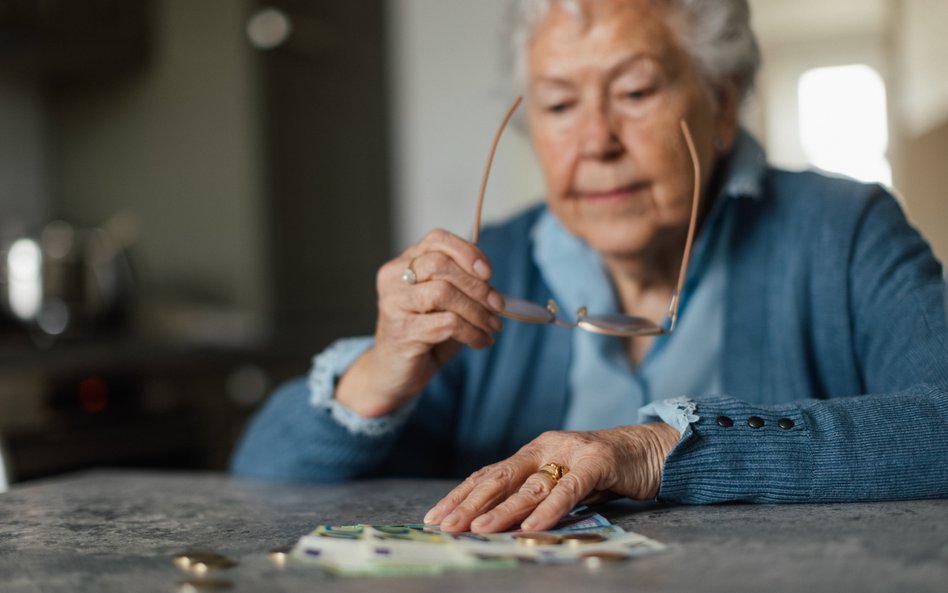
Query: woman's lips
576 183 647 202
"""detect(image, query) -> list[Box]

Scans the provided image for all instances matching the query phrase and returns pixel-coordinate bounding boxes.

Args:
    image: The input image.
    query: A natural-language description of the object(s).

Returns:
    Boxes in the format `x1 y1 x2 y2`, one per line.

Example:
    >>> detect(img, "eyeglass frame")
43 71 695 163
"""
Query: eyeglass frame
470 96 702 337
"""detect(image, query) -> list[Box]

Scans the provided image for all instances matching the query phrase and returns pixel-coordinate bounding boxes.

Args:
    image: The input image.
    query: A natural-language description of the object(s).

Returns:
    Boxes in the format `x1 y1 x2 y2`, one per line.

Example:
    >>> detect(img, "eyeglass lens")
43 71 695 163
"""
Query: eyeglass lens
498 296 664 336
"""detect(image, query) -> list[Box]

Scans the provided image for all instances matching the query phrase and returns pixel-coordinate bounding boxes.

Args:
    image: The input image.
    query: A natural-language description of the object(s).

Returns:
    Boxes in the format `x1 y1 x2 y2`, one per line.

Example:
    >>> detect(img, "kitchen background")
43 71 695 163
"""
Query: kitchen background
0 0 945 491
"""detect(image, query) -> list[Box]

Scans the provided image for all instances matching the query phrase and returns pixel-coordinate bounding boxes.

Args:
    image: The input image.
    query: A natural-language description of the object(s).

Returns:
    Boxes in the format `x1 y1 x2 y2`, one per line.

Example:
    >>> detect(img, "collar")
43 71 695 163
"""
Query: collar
719 128 766 202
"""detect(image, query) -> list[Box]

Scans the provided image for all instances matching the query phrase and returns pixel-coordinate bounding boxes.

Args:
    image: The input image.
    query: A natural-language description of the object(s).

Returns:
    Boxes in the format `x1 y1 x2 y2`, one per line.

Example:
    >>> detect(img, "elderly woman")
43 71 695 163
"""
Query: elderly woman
232 0 948 533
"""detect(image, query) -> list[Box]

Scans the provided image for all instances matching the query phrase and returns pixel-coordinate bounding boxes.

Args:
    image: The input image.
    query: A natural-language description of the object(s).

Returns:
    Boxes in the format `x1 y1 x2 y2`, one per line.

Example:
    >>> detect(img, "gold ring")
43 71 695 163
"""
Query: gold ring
538 463 569 485
401 258 418 285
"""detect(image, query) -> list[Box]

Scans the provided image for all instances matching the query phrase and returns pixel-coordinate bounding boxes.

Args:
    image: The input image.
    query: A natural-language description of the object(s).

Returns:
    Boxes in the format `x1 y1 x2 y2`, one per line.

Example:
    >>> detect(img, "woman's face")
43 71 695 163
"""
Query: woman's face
526 0 738 261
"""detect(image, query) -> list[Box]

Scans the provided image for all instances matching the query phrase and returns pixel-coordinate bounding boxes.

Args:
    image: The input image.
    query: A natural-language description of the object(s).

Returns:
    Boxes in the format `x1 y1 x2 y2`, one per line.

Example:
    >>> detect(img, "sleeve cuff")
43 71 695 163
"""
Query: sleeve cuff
308 337 417 437
638 395 700 435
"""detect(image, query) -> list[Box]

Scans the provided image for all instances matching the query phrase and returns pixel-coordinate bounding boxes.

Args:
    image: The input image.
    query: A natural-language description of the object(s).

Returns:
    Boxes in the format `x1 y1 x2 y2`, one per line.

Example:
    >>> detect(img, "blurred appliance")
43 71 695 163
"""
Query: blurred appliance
0 216 136 340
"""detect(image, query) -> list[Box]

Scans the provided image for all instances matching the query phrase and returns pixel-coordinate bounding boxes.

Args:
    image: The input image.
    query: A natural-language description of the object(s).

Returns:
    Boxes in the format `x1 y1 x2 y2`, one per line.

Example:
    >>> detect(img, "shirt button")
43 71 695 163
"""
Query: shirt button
716 416 734 428
747 416 765 429
778 418 795 429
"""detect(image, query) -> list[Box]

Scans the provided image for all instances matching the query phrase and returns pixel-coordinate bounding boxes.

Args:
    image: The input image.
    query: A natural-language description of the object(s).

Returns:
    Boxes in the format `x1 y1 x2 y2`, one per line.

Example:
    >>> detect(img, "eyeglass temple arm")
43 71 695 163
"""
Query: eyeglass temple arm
473 100 699 332
472 96 523 246
665 120 702 332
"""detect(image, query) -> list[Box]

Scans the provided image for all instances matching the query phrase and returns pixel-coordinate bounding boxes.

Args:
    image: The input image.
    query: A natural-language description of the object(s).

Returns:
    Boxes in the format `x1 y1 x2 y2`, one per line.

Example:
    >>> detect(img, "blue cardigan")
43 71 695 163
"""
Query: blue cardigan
232 168 948 503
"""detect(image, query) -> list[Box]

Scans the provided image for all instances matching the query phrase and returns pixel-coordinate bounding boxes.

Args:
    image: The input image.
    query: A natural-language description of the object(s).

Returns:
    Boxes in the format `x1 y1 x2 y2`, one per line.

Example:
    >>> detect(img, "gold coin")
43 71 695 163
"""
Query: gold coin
173 552 237 574
513 532 563 545
190 561 236 575
581 551 628 564
178 578 233 592
173 552 224 569
562 533 606 545
268 547 292 567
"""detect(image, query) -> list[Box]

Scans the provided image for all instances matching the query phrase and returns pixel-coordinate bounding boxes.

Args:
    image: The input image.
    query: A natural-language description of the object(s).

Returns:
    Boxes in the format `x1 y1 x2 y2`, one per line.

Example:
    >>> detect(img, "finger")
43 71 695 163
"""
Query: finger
435 463 535 532
578 490 618 506
412 228 493 281
409 251 505 314
520 470 595 532
377 290 493 354
469 471 556 533
424 461 527 525
424 474 482 526
438 485 511 533
412 311 494 350
401 280 501 336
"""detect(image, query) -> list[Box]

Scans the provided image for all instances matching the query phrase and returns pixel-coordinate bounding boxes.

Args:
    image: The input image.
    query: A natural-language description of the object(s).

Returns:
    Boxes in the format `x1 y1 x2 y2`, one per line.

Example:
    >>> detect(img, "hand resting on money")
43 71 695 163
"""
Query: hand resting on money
424 423 679 533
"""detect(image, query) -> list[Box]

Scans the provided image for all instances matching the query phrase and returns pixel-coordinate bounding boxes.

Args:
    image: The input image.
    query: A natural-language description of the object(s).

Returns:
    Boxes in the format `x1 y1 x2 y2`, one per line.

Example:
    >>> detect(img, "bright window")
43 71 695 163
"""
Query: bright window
798 64 891 185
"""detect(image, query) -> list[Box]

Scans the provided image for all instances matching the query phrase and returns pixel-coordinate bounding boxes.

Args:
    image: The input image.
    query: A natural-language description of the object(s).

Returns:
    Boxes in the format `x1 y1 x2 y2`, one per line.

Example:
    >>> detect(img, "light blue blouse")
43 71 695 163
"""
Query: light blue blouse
311 132 767 436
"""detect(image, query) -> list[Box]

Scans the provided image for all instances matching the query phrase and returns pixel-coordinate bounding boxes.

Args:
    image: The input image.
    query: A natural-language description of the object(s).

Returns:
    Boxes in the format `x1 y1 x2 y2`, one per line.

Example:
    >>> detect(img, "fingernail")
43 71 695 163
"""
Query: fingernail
442 511 460 527
473 259 491 280
521 516 538 531
471 513 494 530
423 509 437 525
489 316 503 332
488 291 505 311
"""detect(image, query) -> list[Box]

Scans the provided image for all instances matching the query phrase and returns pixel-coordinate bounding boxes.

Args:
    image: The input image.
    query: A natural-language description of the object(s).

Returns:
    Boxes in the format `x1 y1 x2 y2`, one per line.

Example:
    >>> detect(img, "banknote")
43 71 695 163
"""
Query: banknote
291 510 666 576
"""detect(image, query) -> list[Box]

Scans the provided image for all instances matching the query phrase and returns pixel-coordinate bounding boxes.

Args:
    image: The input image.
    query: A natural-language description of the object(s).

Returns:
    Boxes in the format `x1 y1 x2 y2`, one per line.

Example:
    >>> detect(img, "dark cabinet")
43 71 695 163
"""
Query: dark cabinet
0 0 151 86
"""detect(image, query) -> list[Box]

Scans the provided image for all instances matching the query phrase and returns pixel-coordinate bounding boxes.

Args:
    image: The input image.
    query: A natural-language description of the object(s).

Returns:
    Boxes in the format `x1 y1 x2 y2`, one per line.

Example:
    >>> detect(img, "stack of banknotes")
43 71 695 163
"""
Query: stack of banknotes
290 511 666 576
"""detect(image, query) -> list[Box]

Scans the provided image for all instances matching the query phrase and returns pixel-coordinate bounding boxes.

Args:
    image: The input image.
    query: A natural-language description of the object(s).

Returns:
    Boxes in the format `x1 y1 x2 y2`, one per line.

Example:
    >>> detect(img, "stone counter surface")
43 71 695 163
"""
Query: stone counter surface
1 470 946 592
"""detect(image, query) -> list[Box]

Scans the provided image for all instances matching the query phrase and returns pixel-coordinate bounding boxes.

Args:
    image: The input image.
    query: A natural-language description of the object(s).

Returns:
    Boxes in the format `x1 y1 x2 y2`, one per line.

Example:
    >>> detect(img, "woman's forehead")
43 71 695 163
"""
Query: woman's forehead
528 0 680 80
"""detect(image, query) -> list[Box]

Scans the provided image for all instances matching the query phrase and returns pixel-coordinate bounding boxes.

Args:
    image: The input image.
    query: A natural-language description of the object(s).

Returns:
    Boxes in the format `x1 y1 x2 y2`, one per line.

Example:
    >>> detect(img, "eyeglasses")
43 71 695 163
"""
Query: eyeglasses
471 96 701 337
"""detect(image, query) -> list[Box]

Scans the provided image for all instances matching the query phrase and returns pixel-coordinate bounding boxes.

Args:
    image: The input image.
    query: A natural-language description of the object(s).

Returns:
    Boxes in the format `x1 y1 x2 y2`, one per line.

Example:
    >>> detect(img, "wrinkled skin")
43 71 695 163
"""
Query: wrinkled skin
425 0 739 533
340 0 739 534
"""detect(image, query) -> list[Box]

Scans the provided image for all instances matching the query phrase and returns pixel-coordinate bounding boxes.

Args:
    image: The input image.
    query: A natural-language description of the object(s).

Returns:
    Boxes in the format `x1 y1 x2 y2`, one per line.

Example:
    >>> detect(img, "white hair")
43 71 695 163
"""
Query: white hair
511 0 761 105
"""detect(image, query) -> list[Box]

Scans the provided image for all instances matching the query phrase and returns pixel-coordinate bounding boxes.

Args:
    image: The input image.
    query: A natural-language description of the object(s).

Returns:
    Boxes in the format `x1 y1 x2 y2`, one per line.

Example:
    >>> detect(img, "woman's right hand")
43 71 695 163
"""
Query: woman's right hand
335 229 505 417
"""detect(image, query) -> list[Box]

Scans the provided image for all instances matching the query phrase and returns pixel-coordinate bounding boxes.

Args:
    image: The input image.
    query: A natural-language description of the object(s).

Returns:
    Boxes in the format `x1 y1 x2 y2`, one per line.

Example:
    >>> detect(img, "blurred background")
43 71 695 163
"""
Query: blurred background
0 0 945 491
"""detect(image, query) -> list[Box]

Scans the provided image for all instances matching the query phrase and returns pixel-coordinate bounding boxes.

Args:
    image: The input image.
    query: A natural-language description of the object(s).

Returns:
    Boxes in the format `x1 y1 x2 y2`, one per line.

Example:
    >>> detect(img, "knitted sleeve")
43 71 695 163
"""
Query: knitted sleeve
658 192 948 503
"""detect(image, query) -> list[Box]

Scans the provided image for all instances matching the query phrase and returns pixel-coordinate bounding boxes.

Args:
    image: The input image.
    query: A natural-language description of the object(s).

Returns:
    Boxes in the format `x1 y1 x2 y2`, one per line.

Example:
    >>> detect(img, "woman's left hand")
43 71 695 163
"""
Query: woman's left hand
424 423 681 533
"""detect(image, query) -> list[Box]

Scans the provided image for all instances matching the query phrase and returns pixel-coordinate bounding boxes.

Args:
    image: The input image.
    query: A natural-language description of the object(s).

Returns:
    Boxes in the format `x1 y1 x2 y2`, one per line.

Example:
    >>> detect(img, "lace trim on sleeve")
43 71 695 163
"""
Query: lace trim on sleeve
308 337 416 437
638 395 700 435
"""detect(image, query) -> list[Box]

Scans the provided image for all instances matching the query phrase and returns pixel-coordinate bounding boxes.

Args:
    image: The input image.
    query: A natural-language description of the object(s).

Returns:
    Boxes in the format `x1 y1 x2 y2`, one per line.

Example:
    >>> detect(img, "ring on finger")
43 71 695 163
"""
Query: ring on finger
401 258 418 285
537 463 569 485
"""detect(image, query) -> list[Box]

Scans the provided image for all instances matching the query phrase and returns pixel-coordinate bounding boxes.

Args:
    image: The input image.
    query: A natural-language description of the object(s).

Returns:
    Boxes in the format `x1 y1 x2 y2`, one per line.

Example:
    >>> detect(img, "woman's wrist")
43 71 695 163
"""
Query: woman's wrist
641 422 680 497
613 423 679 499
335 347 415 418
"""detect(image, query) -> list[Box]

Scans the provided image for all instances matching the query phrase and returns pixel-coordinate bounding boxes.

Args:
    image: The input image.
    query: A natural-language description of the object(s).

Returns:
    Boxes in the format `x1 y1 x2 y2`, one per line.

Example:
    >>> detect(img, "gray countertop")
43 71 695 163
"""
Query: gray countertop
1 470 946 592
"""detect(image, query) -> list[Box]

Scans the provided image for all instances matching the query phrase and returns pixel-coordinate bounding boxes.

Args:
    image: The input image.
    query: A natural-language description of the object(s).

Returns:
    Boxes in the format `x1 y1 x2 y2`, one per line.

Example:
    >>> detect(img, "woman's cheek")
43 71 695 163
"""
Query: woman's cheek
535 140 573 198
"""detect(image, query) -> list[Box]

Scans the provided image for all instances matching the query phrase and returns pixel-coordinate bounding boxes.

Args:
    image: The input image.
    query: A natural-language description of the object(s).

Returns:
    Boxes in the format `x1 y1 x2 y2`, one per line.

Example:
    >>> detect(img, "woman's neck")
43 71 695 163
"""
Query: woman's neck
605 156 726 313
603 246 681 315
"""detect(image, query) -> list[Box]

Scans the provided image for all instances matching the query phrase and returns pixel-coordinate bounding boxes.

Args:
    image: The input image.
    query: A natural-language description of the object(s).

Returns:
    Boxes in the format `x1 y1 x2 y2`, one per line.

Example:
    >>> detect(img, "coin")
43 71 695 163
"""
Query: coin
173 552 237 574
513 532 563 545
581 550 628 567
174 552 222 569
190 559 237 575
178 578 233 592
562 533 606 545
268 547 292 567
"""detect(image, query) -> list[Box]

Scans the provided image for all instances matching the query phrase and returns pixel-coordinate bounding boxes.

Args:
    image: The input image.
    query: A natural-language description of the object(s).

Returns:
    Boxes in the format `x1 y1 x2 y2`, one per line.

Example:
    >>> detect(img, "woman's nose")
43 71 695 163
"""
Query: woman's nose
578 105 622 160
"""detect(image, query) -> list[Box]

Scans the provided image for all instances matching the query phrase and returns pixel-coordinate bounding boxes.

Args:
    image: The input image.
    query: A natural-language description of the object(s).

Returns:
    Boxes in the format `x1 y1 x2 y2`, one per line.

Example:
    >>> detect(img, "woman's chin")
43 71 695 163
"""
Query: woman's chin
578 228 653 259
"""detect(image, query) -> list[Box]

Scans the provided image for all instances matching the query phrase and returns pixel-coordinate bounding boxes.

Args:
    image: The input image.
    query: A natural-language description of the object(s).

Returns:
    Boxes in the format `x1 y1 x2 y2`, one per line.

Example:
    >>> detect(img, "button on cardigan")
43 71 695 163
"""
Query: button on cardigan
232 164 948 504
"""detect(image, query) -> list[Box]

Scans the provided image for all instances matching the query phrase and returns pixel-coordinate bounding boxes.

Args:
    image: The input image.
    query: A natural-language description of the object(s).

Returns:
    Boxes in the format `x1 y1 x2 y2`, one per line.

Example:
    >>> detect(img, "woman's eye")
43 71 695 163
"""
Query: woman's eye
623 88 654 100
546 102 573 114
